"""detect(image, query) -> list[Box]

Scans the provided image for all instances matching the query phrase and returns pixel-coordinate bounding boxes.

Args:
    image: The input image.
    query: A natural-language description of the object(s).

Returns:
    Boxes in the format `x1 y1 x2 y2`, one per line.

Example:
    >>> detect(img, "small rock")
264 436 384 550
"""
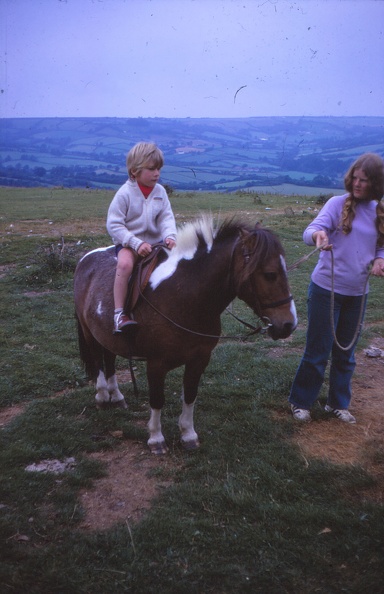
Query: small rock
25 457 76 475
364 347 383 358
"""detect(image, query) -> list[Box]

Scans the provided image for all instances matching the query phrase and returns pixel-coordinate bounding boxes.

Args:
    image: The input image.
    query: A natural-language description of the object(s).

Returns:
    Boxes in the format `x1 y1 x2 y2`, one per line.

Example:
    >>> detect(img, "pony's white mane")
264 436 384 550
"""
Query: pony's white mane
150 215 216 289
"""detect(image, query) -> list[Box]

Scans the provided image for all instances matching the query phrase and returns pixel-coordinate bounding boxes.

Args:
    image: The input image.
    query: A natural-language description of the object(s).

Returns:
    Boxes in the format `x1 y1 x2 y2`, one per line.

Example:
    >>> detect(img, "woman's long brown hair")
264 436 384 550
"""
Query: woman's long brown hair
341 153 384 246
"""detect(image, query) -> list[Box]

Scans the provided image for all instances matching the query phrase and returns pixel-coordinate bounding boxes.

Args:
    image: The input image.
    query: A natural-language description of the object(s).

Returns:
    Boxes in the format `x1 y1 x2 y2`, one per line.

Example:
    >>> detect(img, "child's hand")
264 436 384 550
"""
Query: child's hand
137 242 152 257
165 238 176 249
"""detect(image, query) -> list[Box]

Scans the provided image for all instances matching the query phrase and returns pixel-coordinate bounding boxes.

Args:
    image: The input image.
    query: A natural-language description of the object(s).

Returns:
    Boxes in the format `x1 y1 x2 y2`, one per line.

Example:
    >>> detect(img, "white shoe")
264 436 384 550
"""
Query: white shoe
291 405 311 422
324 405 356 424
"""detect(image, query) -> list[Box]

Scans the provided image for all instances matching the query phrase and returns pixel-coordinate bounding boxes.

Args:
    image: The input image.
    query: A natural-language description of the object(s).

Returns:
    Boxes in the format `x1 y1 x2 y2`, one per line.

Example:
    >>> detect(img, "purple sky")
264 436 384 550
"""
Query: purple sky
1 0 383 119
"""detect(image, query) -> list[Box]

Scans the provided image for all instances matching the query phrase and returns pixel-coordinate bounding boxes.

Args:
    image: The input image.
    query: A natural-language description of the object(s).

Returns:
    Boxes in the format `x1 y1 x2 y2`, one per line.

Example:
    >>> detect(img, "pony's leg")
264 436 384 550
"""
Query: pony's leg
95 350 127 409
178 358 209 450
78 333 109 409
95 369 112 409
179 388 199 450
148 409 168 455
106 375 127 408
104 350 127 409
147 362 168 455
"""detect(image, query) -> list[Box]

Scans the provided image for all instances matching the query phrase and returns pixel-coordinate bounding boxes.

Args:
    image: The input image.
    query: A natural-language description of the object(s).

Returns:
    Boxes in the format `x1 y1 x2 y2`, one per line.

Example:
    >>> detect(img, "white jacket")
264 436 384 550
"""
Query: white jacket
106 179 177 252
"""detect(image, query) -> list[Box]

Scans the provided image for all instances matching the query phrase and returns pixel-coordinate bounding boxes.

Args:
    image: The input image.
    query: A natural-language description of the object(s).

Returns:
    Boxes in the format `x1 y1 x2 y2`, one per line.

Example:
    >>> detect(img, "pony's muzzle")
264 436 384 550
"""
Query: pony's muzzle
268 319 296 340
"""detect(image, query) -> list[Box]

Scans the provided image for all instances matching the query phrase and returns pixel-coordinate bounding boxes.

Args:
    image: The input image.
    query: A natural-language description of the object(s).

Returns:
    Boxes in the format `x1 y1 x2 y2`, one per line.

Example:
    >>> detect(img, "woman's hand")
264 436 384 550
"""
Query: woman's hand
312 230 333 251
371 257 384 277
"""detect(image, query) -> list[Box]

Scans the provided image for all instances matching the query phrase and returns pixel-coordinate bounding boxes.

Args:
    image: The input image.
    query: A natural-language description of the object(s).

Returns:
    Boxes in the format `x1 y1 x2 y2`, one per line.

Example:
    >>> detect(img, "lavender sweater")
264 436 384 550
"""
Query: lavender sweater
303 194 384 296
106 179 177 252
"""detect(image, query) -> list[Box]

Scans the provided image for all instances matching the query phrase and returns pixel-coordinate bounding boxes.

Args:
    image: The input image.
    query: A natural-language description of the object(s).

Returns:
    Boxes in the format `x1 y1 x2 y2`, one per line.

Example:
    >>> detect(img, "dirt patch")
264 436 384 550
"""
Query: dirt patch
1 218 107 238
23 290 55 298
0 403 25 428
79 441 176 530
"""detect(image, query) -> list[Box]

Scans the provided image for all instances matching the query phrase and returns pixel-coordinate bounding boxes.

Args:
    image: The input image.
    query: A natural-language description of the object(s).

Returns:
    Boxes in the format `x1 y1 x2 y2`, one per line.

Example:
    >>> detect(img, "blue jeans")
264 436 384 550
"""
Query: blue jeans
289 282 367 411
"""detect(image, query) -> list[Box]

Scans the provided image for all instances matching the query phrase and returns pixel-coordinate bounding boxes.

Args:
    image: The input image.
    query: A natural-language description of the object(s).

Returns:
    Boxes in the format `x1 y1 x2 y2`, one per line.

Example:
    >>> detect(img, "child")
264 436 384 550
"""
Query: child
106 142 177 333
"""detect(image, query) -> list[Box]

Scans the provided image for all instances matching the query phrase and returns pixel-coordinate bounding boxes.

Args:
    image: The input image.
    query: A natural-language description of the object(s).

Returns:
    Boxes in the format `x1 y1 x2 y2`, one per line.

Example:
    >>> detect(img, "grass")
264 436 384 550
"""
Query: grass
0 186 383 593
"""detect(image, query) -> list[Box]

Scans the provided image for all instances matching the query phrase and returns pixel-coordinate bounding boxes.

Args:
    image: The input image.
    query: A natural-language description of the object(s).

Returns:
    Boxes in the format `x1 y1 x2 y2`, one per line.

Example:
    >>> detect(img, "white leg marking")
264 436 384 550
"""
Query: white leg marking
147 409 165 446
107 374 125 403
179 396 198 445
95 370 110 404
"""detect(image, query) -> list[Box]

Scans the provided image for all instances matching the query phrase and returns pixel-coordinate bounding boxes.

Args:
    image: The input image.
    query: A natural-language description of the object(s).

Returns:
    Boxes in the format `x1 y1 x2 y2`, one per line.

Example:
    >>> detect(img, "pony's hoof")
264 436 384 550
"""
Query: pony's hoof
148 441 169 455
96 400 128 410
95 402 108 410
111 399 128 410
181 438 200 451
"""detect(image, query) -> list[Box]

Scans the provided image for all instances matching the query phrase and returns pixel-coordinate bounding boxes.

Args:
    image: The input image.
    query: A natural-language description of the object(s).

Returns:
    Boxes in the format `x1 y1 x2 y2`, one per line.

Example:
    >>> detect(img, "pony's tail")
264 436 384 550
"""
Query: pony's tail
75 313 99 380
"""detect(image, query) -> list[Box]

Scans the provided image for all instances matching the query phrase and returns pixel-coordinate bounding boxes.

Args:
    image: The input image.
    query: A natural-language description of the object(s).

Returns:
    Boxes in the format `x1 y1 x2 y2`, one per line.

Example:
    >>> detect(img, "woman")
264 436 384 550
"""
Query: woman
289 153 384 423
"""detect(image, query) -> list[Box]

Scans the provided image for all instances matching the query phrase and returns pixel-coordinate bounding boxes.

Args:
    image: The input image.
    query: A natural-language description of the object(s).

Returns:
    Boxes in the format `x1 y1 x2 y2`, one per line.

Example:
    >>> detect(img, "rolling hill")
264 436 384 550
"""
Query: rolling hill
1 116 383 194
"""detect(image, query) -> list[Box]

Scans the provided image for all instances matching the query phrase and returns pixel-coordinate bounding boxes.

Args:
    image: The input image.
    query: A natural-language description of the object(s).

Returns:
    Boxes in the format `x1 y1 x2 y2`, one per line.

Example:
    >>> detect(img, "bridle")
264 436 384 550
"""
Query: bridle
232 232 294 319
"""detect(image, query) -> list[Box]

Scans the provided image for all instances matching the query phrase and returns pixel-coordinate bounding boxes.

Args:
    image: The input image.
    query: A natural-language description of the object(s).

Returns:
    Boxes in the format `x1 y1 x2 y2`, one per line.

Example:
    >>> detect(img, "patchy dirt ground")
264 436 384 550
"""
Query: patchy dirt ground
79 441 175 530
1 339 383 530
293 337 384 503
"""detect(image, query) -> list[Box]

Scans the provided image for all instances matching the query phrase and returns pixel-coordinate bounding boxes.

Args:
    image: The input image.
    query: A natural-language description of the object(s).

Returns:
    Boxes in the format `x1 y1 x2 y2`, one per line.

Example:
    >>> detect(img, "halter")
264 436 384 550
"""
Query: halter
233 232 294 316
259 295 294 309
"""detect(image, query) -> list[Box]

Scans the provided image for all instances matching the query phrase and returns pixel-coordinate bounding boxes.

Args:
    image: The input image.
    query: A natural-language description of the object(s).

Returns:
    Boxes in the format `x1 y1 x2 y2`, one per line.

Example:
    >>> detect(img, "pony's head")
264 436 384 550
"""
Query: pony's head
231 222 297 339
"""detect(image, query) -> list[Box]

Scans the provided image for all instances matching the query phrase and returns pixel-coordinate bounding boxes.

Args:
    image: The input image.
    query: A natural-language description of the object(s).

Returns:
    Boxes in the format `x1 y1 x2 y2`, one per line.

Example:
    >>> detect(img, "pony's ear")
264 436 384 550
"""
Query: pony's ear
239 227 251 239
239 222 262 240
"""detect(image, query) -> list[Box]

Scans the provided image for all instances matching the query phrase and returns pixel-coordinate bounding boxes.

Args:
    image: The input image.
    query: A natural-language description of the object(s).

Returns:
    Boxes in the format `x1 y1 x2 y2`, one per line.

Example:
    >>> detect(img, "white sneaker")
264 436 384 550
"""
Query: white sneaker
324 405 356 424
291 405 311 422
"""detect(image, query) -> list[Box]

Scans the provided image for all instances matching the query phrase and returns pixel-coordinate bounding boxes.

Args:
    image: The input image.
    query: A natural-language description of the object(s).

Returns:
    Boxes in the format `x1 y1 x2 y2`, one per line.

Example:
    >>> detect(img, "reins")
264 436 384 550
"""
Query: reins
287 245 322 272
137 284 271 341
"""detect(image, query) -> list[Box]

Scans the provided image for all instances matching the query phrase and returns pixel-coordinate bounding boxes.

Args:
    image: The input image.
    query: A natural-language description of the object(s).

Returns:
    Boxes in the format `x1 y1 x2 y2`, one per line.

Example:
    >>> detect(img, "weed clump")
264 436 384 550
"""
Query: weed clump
21 238 82 287
316 193 332 205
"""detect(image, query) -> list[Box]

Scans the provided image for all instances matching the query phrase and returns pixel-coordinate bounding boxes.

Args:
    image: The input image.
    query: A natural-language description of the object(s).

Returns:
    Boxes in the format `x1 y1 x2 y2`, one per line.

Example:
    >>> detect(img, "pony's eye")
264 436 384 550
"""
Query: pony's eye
264 272 277 282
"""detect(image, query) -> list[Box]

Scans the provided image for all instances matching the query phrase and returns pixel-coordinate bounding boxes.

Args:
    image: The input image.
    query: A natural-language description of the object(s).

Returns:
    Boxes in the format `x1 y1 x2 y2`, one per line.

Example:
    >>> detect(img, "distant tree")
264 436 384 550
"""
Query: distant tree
163 184 174 196
34 167 46 177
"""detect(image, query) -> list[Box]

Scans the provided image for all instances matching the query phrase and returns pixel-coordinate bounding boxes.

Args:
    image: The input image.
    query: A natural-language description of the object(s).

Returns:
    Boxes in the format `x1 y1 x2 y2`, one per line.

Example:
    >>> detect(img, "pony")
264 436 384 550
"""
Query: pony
74 216 297 454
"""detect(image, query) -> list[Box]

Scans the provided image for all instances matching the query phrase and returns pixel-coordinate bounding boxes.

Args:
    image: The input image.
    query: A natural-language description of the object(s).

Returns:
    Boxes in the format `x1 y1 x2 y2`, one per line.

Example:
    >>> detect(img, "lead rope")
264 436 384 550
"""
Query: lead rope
329 250 372 351
288 246 371 352
287 245 322 272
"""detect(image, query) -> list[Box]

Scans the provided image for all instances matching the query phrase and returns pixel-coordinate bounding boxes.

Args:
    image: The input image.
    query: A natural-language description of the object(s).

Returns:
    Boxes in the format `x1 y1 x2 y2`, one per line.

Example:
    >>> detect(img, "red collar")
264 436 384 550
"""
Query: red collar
138 183 153 198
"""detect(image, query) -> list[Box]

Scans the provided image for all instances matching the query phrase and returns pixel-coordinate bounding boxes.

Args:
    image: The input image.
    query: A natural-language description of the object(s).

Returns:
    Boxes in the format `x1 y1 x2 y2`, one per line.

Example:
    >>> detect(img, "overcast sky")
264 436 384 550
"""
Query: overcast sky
1 0 383 119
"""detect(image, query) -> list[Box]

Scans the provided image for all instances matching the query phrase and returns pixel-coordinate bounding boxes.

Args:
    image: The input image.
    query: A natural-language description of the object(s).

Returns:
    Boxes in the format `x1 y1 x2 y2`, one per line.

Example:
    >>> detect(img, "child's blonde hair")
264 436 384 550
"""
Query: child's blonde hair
126 142 164 179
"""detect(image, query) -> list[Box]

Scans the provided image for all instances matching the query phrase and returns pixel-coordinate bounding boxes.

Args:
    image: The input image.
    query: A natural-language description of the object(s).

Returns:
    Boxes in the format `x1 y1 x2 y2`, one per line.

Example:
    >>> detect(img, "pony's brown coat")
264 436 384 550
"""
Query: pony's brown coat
74 217 297 451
